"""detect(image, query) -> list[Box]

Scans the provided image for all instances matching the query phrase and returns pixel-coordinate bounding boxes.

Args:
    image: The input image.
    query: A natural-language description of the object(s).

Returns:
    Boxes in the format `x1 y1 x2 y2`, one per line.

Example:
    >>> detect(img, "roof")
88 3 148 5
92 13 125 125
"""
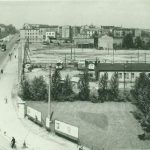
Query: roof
96 63 150 72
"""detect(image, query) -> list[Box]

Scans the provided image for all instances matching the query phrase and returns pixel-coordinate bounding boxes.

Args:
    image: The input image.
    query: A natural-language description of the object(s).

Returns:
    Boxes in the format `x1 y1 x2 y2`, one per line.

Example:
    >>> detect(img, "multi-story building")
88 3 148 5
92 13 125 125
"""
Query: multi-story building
20 23 42 43
72 26 81 38
73 34 94 48
98 35 113 50
45 32 56 40
61 25 71 40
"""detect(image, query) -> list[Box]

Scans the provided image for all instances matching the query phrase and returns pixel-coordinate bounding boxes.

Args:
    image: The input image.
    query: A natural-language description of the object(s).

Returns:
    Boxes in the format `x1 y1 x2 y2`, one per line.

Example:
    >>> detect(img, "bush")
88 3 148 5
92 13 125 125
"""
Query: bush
62 94 76 102
131 110 144 121
90 94 99 103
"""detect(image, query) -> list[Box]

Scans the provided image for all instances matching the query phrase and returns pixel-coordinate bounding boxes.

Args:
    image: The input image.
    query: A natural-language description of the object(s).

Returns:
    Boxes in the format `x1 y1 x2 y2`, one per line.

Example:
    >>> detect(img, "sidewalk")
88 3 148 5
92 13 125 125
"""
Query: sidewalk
0 42 88 150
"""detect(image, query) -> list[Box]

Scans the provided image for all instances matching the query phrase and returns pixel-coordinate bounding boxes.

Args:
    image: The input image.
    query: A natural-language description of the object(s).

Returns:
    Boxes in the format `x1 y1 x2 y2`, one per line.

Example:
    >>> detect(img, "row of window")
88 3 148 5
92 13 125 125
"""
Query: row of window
25 32 39 35
118 73 134 79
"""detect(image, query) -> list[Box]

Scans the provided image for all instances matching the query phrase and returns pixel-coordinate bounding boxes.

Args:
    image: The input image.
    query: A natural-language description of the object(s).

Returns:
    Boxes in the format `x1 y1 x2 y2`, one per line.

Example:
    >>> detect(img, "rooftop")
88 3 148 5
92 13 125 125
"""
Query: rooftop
96 63 150 72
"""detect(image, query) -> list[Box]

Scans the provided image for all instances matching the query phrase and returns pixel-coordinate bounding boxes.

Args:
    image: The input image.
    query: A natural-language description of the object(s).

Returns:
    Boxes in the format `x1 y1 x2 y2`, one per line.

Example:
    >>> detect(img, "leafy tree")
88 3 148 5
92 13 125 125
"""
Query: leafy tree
62 75 73 97
78 69 90 101
98 72 108 102
51 69 62 100
110 72 119 101
134 36 142 49
30 76 48 101
122 33 134 49
20 79 31 100
132 73 150 115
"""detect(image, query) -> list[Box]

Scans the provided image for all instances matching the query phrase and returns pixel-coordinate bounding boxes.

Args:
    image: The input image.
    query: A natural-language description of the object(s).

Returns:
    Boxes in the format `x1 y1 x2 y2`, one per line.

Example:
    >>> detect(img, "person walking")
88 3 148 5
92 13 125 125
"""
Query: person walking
1 69 3 74
5 97 8 104
11 137 16 148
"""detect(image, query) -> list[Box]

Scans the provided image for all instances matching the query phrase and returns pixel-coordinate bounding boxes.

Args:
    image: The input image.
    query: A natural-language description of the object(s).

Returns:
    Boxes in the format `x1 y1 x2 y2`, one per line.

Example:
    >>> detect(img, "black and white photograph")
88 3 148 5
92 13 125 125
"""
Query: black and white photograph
0 0 150 149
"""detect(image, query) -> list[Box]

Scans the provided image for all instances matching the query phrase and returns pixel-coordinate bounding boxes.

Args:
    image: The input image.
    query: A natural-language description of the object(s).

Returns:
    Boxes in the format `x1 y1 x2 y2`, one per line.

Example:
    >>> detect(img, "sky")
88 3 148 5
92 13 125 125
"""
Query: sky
0 0 150 29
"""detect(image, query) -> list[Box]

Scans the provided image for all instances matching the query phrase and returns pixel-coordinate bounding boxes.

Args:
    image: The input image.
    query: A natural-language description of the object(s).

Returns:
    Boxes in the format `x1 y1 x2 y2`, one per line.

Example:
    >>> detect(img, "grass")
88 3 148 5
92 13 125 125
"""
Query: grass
26 101 150 150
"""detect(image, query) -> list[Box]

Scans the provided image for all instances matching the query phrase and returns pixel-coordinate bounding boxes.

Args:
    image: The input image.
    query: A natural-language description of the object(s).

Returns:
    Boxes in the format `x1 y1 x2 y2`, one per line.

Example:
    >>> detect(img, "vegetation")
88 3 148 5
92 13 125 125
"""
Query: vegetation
78 69 90 101
122 33 134 49
131 73 150 137
20 76 48 101
110 72 119 101
98 72 108 102
51 69 62 100
0 24 18 39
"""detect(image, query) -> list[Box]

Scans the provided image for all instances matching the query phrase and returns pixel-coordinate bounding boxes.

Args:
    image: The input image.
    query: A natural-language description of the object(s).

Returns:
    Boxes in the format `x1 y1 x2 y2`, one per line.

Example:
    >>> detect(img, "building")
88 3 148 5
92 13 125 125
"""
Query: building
20 23 60 43
20 23 42 43
101 26 114 36
95 63 150 89
0 26 5 33
80 25 101 37
73 34 94 48
72 26 81 37
45 32 56 40
61 25 71 40
98 35 113 50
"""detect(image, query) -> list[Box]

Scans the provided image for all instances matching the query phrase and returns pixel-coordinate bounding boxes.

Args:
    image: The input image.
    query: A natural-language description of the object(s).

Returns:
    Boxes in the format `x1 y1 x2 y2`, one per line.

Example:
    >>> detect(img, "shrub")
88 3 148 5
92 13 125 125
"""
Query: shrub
90 94 99 103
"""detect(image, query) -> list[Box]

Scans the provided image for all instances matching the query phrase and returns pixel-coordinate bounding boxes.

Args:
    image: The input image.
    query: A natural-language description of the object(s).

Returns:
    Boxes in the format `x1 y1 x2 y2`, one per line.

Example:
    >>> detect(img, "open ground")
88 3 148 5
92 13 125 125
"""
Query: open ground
28 43 150 64
26 101 150 150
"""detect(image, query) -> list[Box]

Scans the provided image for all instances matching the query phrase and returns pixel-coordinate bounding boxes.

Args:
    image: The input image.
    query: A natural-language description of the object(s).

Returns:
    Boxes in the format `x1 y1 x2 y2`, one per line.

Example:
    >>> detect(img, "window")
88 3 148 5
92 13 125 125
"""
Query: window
119 73 122 79
125 73 129 79
131 73 134 78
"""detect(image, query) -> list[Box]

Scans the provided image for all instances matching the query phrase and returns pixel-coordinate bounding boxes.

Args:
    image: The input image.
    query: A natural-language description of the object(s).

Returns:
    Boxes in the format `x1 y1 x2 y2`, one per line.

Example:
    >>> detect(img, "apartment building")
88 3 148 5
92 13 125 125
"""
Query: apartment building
61 25 71 40
20 24 42 43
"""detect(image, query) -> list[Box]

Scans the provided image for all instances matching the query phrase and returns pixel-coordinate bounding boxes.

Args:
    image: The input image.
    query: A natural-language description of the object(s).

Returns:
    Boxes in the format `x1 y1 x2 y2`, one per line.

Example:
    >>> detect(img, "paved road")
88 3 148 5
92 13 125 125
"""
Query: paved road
0 135 11 150
0 34 19 67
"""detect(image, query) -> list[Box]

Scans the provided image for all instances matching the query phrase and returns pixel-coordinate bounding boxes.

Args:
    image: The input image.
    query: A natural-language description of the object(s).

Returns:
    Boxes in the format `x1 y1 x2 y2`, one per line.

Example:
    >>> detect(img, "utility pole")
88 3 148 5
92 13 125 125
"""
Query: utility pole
71 43 72 59
138 49 139 63
113 48 114 64
145 53 146 64
74 46 75 61
65 54 66 68
124 64 126 91
131 56 133 88
48 65 51 120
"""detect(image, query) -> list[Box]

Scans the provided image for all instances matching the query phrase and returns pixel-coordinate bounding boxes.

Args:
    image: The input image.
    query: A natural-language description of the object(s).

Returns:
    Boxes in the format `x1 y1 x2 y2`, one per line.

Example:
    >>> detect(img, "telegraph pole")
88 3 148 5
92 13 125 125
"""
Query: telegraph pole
138 49 139 63
113 48 114 64
74 46 75 60
48 65 51 120
71 43 72 59
145 53 146 64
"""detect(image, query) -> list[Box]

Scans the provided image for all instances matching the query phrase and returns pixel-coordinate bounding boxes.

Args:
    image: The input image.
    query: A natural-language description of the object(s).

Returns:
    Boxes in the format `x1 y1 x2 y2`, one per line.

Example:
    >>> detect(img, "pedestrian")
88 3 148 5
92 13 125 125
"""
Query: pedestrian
11 137 16 148
15 55 16 59
1 69 3 74
79 146 83 150
5 97 7 104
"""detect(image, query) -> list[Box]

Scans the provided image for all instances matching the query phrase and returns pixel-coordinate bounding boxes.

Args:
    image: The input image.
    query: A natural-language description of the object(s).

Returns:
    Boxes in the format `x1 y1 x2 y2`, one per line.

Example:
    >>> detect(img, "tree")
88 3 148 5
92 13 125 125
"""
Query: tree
20 79 31 100
122 33 134 49
78 69 90 101
62 75 73 97
51 69 62 100
132 73 150 115
110 72 119 101
98 72 108 102
134 36 142 49
30 76 48 101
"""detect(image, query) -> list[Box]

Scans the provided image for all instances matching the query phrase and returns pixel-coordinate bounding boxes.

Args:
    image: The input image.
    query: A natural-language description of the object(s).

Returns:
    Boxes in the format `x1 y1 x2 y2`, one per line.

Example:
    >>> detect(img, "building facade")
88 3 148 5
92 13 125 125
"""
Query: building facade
98 35 113 50
95 63 150 89
61 26 71 40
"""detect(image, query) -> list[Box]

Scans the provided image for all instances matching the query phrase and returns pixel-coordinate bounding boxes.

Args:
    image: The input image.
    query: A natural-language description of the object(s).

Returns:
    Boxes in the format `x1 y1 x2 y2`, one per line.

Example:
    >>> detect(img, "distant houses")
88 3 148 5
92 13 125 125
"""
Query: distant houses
20 23 150 50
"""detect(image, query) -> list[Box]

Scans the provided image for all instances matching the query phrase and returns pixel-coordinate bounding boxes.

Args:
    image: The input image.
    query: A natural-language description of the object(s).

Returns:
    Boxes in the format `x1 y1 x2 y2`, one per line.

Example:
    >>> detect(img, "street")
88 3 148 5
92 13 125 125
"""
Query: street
0 38 82 150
